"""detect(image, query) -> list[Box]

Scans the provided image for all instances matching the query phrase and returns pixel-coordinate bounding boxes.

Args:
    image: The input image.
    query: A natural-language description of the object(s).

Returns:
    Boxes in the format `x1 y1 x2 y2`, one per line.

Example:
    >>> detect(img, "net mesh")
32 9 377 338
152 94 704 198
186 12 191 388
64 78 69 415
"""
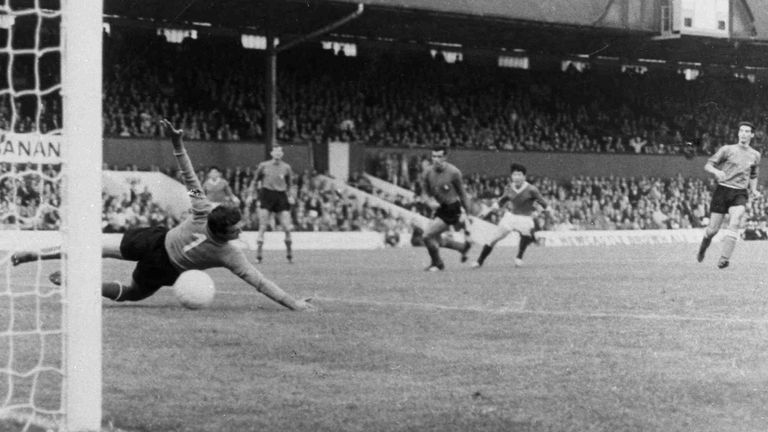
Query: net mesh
0 0 66 430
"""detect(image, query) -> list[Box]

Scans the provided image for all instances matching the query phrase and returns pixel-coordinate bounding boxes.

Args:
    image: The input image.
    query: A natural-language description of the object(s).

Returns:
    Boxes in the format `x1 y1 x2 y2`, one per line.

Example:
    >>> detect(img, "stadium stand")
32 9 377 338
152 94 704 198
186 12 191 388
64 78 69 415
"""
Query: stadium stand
5 24 767 236
101 30 767 156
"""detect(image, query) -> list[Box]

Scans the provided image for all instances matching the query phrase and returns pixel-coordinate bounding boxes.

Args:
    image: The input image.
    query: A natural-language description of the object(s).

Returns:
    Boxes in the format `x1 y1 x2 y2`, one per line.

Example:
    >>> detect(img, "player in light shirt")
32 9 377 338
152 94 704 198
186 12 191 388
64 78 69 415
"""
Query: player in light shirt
12 120 313 311
471 163 549 268
697 120 761 269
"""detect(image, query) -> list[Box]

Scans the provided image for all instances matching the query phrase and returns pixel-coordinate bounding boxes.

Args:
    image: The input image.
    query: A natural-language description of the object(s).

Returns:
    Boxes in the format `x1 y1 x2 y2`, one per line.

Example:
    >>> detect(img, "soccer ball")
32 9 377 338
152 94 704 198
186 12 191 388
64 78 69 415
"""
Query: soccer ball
173 270 215 310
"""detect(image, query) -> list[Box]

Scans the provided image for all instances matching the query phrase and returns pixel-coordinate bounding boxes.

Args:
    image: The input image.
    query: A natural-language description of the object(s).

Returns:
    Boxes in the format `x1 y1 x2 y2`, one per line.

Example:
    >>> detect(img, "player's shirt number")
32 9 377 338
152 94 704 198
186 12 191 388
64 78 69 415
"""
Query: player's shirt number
183 233 207 253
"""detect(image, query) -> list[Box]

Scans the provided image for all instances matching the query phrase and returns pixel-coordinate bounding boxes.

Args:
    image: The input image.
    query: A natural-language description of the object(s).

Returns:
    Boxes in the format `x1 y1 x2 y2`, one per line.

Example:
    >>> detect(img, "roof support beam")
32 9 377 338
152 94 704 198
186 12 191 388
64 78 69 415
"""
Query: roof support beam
277 3 364 53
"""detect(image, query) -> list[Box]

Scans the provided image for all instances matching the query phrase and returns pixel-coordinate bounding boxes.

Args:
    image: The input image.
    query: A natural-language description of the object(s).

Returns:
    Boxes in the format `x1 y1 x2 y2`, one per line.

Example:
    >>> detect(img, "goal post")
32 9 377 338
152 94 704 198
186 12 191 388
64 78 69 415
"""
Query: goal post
61 0 103 430
0 0 103 430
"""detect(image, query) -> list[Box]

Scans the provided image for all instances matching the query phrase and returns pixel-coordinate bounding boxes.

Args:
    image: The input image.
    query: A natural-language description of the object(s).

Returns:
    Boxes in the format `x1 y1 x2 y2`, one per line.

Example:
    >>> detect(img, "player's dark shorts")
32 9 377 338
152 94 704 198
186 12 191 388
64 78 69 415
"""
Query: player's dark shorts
120 226 181 300
709 185 748 214
433 201 463 226
259 188 291 213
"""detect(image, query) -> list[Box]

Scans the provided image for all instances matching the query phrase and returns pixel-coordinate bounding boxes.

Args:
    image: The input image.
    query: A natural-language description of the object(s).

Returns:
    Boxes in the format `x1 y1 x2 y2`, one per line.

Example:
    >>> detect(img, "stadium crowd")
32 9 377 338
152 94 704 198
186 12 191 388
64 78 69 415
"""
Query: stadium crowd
96 32 768 156
2 30 768 238
3 160 768 243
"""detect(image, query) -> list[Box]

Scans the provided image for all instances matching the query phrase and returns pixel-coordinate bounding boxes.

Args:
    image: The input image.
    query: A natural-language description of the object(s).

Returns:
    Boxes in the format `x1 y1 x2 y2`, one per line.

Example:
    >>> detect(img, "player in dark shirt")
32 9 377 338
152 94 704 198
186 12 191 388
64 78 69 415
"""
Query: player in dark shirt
420 146 472 271
254 145 295 263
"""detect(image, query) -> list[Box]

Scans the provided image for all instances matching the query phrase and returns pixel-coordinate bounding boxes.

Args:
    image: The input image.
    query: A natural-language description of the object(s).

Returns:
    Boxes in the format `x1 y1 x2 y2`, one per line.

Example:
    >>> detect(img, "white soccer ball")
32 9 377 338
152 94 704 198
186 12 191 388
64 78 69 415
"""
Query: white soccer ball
173 270 215 310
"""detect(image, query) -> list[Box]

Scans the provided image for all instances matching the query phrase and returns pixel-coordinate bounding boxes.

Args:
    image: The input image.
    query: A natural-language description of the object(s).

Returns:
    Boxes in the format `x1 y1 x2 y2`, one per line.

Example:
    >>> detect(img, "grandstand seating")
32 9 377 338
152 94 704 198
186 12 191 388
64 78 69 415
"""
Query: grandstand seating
100 31 767 157
5 29 768 235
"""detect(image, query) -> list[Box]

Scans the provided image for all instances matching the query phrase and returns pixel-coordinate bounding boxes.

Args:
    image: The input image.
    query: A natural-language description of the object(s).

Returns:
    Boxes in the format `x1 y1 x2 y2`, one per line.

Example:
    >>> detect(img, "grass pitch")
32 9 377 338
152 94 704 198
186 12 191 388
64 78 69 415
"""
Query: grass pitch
4 241 768 431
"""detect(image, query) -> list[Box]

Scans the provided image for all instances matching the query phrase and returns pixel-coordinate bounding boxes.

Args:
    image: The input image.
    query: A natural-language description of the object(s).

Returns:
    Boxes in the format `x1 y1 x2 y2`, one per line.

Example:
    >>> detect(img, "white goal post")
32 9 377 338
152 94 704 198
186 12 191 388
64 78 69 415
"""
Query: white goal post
62 0 103 430
0 0 103 431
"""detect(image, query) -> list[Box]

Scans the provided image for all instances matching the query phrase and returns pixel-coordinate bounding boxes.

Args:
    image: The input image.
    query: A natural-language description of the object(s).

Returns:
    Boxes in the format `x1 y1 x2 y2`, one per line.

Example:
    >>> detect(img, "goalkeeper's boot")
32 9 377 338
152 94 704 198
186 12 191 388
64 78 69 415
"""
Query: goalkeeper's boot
460 241 472 263
717 257 729 269
49 270 61 286
696 236 712 263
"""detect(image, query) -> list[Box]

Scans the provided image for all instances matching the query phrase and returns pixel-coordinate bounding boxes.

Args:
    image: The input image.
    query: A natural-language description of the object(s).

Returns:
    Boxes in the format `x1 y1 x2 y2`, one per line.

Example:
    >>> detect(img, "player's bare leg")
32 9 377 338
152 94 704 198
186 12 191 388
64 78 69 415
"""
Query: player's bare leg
717 206 745 269
13 238 124 266
472 227 511 268
47 271 140 301
101 235 125 259
422 219 448 271
438 236 470 259
11 245 61 266
256 208 270 263
697 212 724 263
278 210 293 263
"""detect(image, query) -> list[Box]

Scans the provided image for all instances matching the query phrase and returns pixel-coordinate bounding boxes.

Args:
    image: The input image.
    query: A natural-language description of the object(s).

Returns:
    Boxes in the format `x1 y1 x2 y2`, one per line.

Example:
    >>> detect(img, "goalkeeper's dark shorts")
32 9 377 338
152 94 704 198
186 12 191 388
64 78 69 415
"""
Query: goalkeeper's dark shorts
709 184 748 214
120 226 181 299
433 201 463 226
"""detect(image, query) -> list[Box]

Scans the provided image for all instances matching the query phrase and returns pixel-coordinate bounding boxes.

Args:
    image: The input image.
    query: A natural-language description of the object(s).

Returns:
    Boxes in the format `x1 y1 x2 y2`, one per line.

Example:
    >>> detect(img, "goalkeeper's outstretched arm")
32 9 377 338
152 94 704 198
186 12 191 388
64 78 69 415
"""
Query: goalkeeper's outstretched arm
239 265 313 311
224 250 314 311
160 119 203 192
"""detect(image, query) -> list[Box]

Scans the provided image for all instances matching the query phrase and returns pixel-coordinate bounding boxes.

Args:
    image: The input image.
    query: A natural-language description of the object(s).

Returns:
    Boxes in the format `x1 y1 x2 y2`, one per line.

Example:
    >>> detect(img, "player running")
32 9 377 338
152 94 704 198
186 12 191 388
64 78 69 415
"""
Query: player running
472 163 549 268
12 119 313 311
254 145 294 263
420 146 472 271
696 120 761 269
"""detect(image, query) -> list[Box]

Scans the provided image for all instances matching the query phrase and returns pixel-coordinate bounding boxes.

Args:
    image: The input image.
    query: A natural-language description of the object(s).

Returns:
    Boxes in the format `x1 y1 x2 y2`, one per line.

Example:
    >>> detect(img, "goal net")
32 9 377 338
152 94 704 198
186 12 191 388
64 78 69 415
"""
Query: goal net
0 1 102 431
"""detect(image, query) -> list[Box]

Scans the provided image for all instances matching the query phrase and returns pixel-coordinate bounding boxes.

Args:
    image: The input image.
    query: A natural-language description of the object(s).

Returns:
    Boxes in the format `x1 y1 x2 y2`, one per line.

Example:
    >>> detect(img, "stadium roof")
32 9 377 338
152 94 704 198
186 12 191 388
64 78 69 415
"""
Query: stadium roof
104 0 768 67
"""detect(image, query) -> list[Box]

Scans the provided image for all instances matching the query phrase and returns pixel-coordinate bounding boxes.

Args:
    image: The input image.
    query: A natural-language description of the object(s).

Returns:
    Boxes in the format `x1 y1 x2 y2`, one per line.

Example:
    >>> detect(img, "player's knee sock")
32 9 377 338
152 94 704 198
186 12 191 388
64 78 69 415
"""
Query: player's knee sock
425 238 442 265
102 281 125 301
517 235 534 259
700 228 719 249
477 244 493 265
257 240 264 258
285 239 292 259
720 229 738 260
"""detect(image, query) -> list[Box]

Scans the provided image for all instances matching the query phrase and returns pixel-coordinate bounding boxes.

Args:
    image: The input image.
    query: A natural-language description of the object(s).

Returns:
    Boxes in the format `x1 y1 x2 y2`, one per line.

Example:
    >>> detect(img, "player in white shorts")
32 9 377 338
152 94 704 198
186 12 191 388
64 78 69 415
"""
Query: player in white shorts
472 163 550 268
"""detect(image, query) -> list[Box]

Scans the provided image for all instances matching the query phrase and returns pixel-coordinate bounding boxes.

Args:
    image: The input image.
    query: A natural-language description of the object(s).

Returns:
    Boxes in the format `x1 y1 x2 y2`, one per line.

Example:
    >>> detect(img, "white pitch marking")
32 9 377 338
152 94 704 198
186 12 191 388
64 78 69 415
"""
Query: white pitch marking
216 291 768 325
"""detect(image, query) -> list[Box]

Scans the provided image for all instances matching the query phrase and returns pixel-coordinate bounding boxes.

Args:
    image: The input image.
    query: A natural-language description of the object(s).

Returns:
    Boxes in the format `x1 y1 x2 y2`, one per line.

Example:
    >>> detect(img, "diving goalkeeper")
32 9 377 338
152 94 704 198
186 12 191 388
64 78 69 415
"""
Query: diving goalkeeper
12 119 314 311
